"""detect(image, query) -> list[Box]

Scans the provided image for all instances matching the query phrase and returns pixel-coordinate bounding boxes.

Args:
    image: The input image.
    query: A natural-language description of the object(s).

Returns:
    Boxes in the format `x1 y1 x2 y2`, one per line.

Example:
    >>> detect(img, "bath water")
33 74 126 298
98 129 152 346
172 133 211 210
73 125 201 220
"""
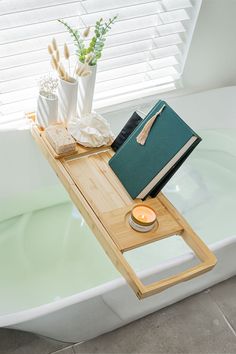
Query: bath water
0 129 235 314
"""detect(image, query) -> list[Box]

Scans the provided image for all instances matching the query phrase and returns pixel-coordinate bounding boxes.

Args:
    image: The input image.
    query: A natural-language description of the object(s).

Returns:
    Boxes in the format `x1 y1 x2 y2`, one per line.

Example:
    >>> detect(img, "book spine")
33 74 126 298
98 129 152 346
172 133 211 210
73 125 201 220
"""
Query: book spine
109 100 164 164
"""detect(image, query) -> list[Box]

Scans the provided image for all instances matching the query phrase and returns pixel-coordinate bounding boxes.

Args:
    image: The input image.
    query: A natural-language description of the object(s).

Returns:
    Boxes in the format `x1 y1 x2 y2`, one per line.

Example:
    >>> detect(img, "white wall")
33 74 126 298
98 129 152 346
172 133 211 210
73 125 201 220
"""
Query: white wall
100 0 236 113
183 0 236 91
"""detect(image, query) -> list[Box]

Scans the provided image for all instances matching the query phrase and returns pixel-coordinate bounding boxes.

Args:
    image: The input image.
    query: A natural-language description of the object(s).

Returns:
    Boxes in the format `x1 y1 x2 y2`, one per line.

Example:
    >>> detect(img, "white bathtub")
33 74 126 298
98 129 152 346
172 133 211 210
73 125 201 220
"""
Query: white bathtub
0 86 236 343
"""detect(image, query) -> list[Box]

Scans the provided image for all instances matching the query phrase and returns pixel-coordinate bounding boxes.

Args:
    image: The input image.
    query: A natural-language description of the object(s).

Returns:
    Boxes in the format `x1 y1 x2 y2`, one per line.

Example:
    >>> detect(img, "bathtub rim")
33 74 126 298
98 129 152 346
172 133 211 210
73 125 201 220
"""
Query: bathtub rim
1 235 235 328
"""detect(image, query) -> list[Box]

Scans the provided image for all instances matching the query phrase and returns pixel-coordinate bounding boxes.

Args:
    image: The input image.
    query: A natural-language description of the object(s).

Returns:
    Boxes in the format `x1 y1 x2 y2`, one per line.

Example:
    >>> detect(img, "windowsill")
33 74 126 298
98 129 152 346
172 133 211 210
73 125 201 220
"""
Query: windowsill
0 84 198 132
95 83 177 115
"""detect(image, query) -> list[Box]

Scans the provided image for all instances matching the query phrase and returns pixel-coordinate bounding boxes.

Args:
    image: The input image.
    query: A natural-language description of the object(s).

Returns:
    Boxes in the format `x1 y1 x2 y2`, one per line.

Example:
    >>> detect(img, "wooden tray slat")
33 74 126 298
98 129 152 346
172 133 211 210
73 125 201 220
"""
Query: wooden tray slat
63 150 133 214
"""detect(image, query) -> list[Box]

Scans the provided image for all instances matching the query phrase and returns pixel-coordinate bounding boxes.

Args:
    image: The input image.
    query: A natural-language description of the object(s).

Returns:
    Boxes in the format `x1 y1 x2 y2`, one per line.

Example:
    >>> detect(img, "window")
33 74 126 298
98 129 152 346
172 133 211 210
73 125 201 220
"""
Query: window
0 0 202 123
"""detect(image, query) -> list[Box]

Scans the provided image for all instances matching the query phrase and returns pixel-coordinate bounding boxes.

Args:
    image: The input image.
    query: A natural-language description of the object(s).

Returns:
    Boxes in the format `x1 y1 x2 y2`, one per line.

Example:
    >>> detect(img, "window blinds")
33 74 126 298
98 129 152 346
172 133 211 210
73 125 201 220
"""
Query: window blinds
0 0 202 122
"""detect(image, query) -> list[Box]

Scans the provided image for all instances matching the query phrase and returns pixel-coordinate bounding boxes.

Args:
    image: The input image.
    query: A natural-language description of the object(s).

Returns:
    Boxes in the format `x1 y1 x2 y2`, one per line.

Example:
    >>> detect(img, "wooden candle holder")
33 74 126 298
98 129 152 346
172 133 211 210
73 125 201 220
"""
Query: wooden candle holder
31 125 217 299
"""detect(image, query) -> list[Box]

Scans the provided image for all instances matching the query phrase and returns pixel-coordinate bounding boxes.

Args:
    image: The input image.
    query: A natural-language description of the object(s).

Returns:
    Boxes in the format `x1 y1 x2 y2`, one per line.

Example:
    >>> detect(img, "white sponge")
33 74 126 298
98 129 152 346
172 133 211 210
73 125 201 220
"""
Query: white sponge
45 125 76 154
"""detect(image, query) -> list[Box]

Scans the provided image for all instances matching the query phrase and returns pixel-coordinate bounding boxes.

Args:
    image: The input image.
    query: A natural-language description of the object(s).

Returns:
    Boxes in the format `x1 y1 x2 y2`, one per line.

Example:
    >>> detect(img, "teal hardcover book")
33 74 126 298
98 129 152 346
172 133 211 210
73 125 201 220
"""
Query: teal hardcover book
109 100 201 199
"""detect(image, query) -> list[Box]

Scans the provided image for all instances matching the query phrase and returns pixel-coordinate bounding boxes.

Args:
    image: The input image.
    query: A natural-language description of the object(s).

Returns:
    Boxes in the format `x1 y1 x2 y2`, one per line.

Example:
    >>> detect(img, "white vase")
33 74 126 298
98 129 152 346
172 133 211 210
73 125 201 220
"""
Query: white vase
77 65 97 117
36 93 58 128
58 78 78 125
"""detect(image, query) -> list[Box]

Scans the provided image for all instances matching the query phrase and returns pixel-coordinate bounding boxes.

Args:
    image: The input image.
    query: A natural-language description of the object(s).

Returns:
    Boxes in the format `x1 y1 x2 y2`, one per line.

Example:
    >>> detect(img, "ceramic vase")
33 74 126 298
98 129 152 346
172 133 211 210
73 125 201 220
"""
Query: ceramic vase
77 65 97 117
36 93 58 128
58 78 78 125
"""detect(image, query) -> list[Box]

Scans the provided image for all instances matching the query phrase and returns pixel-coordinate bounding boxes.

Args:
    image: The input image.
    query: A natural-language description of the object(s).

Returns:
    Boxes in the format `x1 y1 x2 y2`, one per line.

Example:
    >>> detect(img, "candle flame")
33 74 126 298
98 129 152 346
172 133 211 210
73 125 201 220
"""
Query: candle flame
132 205 156 224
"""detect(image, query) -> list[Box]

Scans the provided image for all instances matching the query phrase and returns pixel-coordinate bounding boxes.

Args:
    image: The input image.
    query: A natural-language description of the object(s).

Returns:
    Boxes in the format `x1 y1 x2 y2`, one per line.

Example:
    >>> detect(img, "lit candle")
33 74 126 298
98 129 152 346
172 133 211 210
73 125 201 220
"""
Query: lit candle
129 205 157 233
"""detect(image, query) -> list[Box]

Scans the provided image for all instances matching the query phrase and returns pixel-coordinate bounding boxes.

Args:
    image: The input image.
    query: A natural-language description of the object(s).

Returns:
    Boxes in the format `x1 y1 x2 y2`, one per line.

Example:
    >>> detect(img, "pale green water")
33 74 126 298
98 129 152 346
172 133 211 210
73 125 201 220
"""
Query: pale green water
0 129 235 315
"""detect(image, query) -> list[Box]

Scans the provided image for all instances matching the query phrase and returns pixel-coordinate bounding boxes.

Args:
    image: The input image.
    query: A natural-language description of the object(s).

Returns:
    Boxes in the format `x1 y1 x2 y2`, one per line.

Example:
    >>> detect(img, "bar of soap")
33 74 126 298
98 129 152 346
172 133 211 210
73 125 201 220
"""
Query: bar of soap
45 125 76 155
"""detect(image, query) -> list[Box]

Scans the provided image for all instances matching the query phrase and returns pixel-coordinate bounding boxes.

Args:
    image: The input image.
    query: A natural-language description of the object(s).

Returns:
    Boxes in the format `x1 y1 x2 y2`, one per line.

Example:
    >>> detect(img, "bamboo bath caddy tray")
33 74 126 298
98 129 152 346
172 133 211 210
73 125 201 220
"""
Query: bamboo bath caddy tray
31 125 217 299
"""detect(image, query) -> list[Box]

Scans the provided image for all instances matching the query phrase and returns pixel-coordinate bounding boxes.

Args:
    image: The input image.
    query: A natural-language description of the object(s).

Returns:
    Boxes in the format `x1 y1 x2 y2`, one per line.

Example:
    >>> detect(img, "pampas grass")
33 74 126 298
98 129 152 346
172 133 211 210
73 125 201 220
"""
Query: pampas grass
64 43 70 59
51 54 58 70
47 39 73 82
47 36 93 81
58 63 66 80
85 53 94 65
64 43 71 76
55 49 60 62
76 63 91 77
48 44 53 55
52 38 57 51
81 70 91 77
75 65 83 76
83 26 90 38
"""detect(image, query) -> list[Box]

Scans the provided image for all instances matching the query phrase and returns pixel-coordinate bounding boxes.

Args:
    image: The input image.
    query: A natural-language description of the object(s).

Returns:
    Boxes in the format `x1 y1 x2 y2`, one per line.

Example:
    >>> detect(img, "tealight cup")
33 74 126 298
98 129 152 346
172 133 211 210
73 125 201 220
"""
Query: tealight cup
129 205 157 233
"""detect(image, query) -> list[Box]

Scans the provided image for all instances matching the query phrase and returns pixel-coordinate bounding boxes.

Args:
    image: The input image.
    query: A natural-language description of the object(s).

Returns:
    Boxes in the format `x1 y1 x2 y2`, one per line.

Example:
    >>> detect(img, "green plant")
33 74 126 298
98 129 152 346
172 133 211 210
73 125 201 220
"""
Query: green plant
58 16 117 66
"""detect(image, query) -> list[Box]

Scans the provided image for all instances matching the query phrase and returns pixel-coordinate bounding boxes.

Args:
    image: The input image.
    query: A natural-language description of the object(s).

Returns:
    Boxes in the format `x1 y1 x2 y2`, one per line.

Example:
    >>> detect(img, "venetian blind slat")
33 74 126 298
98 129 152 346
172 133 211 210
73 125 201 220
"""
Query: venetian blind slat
0 0 202 121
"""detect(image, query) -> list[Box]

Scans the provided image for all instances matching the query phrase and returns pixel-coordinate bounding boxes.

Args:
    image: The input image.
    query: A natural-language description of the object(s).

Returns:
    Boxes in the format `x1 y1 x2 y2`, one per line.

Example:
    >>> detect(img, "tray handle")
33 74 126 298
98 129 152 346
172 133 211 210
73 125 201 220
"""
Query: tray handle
129 218 217 299
135 255 216 299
